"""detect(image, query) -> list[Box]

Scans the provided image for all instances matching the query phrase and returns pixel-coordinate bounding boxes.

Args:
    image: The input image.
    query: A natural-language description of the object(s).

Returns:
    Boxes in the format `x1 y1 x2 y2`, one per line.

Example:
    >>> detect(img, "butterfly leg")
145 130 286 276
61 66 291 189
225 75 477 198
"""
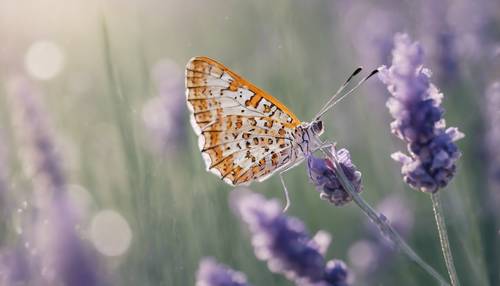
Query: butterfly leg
279 172 291 212
279 158 305 212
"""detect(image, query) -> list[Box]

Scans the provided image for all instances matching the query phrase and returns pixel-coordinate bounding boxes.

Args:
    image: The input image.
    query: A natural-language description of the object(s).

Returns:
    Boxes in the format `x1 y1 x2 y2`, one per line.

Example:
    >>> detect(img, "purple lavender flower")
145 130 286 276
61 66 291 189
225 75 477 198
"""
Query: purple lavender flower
40 195 108 285
379 33 464 193
347 240 379 276
446 0 498 64
142 59 185 153
348 195 414 279
373 195 414 240
485 82 500 205
7 77 107 286
231 191 325 282
337 1 403 69
0 132 10 224
418 0 459 83
302 259 350 286
322 260 349 286
307 147 362 206
196 258 251 286
7 77 66 198
0 246 31 285
231 191 350 285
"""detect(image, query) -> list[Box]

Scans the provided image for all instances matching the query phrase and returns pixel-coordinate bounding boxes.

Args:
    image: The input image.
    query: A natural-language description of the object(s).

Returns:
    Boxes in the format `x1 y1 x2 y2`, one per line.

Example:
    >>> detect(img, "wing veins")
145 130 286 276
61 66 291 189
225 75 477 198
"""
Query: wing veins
188 96 233 101
187 84 228 89
202 135 290 152
193 104 242 116
191 96 267 117
186 68 224 78
229 146 292 182
208 143 280 169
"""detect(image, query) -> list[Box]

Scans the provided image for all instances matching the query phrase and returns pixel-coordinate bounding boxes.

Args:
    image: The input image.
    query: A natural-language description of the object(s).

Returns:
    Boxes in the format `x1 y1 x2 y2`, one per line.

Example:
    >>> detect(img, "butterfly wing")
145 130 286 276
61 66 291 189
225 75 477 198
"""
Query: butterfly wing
186 56 301 185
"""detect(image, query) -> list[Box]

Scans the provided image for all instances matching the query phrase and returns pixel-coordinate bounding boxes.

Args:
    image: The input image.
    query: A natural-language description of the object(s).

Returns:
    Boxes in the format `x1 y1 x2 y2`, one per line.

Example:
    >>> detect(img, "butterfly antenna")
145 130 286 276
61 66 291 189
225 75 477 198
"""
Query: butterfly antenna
313 67 363 120
314 68 379 120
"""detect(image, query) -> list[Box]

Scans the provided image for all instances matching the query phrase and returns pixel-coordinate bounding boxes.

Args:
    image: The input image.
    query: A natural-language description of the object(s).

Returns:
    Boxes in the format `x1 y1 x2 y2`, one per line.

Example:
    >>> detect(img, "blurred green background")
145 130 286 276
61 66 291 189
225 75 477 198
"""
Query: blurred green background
1 0 499 285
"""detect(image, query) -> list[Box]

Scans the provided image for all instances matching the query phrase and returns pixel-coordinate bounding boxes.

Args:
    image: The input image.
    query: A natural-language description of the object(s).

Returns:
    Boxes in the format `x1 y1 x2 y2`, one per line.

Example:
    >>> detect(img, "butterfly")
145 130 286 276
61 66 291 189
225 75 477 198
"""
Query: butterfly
185 56 376 209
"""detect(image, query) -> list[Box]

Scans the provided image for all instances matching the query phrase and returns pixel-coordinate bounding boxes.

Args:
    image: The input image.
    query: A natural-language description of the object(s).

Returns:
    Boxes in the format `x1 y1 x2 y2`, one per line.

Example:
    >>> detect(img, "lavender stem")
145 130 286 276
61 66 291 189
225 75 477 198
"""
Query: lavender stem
431 192 460 286
320 146 450 286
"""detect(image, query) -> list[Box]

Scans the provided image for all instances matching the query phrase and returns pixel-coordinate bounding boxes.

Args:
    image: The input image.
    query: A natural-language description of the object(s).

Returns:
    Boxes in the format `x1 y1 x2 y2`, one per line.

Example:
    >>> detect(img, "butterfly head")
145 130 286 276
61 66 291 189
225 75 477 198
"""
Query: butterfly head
310 120 324 136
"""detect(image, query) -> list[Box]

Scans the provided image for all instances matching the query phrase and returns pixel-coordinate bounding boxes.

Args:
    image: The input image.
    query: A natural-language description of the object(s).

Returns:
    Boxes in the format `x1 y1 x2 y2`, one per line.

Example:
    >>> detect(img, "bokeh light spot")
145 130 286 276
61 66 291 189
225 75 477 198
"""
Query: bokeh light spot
90 210 132 257
24 41 65 80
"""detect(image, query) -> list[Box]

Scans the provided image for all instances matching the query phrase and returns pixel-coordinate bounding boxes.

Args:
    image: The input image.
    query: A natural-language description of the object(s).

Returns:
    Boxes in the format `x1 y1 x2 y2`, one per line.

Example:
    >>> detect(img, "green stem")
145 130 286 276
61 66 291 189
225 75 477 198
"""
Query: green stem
431 192 460 286
321 147 450 286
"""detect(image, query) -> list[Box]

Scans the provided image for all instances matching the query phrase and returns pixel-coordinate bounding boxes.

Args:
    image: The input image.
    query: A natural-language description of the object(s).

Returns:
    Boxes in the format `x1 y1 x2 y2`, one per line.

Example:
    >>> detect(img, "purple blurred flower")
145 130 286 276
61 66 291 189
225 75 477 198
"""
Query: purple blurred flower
0 108 30 286
379 34 464 193
0 132 6 190
0 132 10 223
418 0 459 83
231 191 324 282
337 1 403 69
324 260 349 286
446 0 498 63
231 191 350 285
348 195 414 281
7 77 66 198
0 246 31 285
307 147 362 206
374 195 414 239
418 0 500 86
196 258 251 286
7 77 107 286
34 195 106 286
347 240 379 276
300 259 350 286
485 82 500 206
142 59 185 153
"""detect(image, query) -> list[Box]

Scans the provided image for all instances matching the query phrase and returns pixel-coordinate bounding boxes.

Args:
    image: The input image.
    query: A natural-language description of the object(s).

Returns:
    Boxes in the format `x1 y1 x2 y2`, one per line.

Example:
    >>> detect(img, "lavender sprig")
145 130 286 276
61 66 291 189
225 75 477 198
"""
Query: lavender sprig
417 0 460 83
309 144 449 285
0 131 11 236
231 191 350 286
379 33 464 193
196 258 252 286
485 82 500 207
349 195 414 278
379 33 462 286
0 246 32 285
142 59 185 153
307 148 362 206
337 2 402 70
311 260 350 286
7 77 107 286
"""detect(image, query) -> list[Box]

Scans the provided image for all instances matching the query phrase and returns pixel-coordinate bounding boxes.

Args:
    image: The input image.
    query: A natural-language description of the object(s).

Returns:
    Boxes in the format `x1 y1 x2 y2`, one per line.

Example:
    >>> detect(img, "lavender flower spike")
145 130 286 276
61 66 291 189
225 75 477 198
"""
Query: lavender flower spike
322 260 350 286
485 82 500 198
231 191 350 285
307 147 363 206
7 77 107 286
379 33 464 193
196 258 252 286
231 191 325 282
142 59 185 153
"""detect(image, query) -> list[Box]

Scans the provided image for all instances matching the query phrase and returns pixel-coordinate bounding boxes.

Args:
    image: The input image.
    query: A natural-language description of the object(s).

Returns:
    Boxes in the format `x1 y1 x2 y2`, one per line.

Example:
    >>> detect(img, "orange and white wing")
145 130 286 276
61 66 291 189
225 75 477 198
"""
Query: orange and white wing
186 56 301 185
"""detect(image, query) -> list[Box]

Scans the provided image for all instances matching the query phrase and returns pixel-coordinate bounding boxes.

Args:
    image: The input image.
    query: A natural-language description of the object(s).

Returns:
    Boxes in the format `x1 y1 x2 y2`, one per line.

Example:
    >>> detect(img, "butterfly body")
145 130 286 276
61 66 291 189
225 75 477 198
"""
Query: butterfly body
186 56 324 186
